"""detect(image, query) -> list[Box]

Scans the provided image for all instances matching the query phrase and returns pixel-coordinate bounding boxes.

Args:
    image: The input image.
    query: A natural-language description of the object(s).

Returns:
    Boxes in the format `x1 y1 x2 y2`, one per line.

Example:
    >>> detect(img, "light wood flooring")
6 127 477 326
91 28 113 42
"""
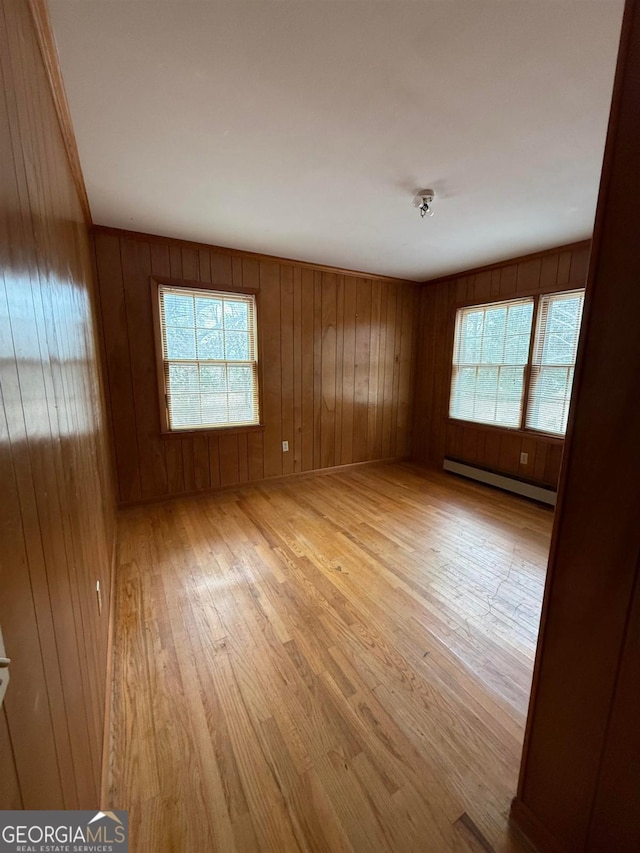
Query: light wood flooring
107 463 552 852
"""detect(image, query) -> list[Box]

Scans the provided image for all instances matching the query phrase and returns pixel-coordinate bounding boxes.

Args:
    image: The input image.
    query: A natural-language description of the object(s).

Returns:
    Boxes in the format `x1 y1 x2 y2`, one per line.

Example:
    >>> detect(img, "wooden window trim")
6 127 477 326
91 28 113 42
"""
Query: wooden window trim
447 287 585 439
150 276 265 436
159 424 266 440
449 296 534 430
519 295 542 429
525 289 585 436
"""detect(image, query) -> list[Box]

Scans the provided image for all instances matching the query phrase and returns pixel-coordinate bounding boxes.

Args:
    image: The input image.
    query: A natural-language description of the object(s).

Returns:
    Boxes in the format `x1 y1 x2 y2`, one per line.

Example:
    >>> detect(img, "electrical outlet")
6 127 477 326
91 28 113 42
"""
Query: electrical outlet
520 452 529 465
282 440 289 452
96 580 103 615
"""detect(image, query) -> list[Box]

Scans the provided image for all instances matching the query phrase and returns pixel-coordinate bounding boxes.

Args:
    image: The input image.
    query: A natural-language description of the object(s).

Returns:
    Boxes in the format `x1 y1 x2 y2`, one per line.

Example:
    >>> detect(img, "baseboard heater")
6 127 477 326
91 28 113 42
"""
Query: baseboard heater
443 458 557 507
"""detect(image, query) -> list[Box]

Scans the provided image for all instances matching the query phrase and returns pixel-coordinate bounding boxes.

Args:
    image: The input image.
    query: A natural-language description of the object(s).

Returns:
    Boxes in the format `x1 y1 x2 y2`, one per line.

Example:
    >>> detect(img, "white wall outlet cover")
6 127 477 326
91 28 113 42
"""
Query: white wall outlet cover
282 441 289 452
520 452 529 464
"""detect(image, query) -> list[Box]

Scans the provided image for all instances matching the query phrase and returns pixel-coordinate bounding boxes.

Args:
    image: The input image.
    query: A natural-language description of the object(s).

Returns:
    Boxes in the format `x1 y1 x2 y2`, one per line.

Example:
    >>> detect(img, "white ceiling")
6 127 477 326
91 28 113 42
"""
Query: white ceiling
49 1 624 281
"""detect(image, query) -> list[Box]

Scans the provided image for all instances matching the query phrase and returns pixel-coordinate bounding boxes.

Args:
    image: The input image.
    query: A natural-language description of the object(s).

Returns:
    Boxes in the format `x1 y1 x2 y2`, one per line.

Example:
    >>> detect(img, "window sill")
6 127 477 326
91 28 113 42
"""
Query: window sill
446 418 565 443
160 424 265 440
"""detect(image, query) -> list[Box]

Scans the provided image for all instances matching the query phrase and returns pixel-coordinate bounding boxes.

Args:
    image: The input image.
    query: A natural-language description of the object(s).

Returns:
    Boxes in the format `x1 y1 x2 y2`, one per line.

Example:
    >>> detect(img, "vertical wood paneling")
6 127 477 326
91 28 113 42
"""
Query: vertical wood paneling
198 249 211 283
412 242 590 489
312 272 322 469
372 282 387 460
366 279 381 460
210 252 232 286
237 433 249 482
182 438 195 492
166 441 184 493
516 258 541 293
390 284 404 458
300 267 315 472
121 238 168 499
380 283 397 460
208 435 221 487
333 276 345 465
0 708 22 809
260 260 282 480
150 242 180 494
500 264 517 295
181 247 198 281
320 273 337 468
247 431 264 481
340 277 357 466
396 285 417 458
474 270 491 301
94 233 140 503
169 245 182 279
0 367 65 805
0 0 115 809
280 266 295 475
219 434 240 485
588 557 640 850
242 257 260 290
292 267 303 473
193 435 210 491
93 228 418 502
353 278 371 463
514 8 640 846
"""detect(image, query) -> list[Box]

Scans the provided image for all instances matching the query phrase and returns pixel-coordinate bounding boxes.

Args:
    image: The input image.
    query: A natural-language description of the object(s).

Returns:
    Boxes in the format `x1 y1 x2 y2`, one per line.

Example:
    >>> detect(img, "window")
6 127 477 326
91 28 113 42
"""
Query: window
449 289 584 436
450 298 534 428
155 283 260 432
526 290 585 435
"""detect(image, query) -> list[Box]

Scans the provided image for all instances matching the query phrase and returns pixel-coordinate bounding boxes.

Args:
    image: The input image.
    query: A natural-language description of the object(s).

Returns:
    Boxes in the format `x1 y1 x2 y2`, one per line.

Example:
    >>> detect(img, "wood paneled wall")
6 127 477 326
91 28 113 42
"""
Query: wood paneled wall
412 242 591 489
0 0 115 808
92 227 420 504
514 1 640 848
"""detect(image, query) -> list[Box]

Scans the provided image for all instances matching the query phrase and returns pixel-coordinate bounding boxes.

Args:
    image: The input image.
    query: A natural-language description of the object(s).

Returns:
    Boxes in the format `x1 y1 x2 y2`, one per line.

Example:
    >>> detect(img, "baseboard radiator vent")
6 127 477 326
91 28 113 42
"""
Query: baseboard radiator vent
443 458 557 507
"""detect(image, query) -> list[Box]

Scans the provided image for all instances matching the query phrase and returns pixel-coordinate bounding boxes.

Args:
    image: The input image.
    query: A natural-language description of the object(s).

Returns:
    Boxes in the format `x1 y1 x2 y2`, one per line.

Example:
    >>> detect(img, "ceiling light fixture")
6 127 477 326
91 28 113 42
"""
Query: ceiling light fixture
413 189 435 218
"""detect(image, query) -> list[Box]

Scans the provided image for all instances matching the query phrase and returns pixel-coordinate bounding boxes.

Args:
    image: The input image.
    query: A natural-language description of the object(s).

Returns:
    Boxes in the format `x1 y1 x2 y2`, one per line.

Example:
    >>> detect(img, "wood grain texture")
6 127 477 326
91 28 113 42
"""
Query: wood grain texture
26 0 91 223
587 554 640 850
0 0 115 808
91 224 412 285
412 242 590 488
93 227 420 504
0 707 22 809
107 463 552 852
515 2 640 849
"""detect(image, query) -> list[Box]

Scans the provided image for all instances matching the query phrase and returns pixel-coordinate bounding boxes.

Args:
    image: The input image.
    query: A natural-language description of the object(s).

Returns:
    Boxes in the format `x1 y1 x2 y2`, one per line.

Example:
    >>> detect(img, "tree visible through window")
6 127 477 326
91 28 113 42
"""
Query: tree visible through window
526 291 585 435
449 289 584 435
450 298 534 428
156 284 260 431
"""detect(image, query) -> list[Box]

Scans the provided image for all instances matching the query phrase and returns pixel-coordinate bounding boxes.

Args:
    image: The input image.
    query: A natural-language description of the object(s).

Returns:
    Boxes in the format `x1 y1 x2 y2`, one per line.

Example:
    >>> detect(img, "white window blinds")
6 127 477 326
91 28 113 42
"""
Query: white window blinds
449 298 534 428
526 290 585 435
158 285 260 431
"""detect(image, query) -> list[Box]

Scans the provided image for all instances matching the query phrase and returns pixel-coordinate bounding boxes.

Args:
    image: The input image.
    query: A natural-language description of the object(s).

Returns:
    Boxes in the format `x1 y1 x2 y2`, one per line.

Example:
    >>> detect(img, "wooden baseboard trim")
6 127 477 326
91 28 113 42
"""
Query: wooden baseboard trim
118 457 408 508
99 529 118 807
510 797 566 853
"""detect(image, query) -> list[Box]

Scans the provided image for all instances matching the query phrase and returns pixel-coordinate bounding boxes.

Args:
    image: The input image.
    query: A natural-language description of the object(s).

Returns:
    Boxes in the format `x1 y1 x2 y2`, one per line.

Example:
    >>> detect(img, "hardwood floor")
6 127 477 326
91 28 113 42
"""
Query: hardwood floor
107 463 552 852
